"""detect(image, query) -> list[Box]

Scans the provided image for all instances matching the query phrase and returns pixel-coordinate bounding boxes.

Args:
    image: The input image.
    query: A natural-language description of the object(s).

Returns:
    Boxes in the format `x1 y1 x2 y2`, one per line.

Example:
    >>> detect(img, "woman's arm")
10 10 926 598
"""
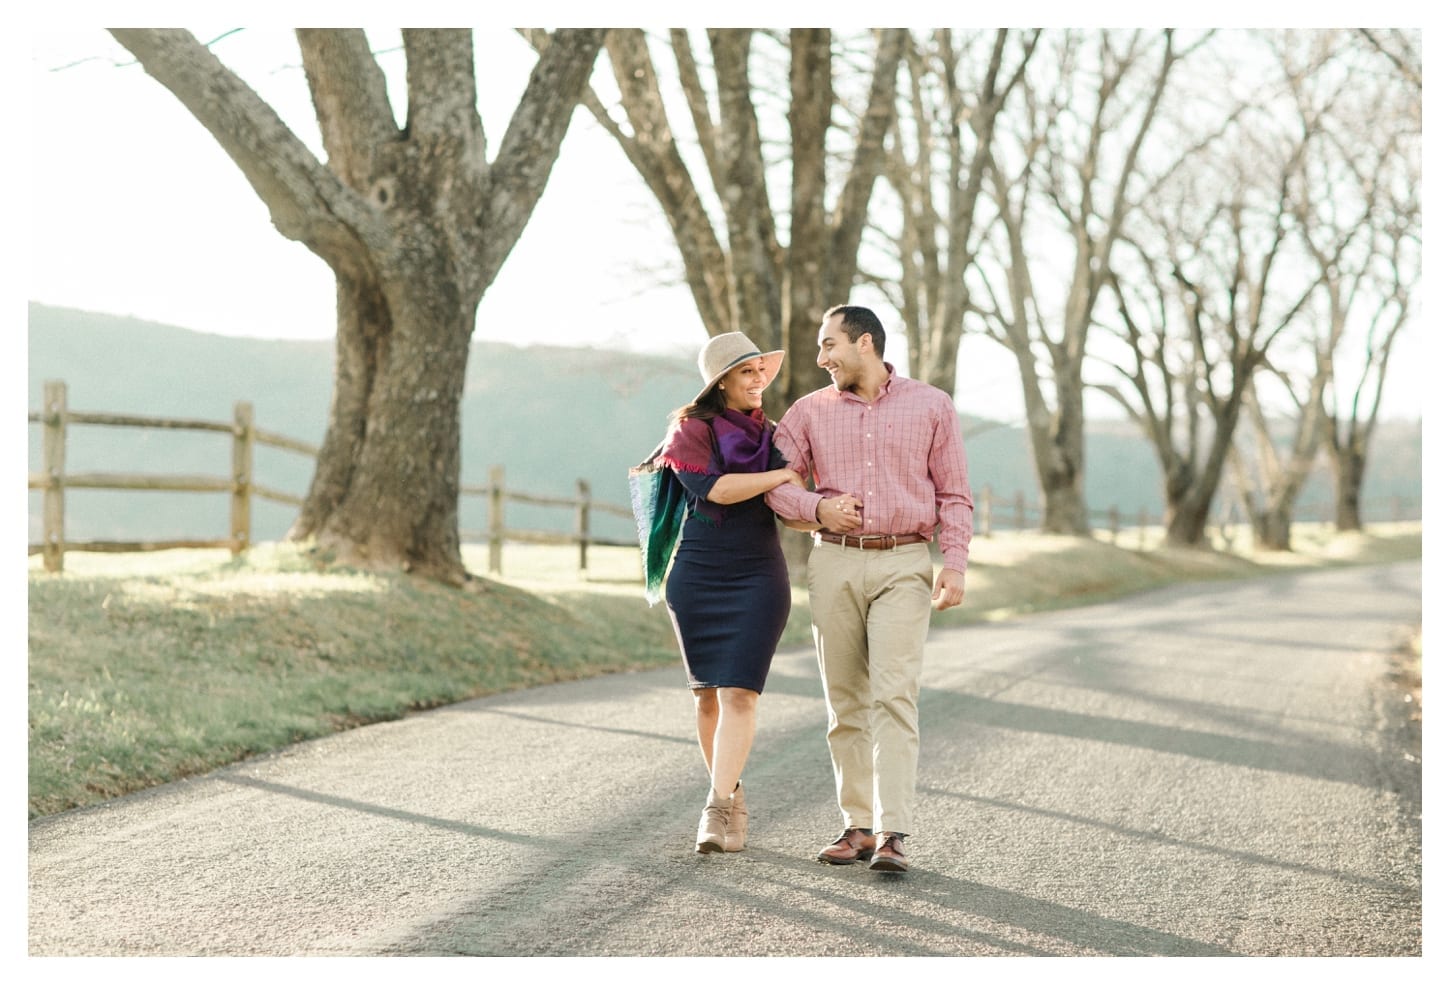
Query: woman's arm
705 468 802 505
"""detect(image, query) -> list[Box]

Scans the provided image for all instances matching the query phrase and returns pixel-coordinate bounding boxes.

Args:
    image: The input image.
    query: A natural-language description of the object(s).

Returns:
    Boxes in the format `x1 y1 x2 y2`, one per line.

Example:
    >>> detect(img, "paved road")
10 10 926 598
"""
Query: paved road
28 561 1422 956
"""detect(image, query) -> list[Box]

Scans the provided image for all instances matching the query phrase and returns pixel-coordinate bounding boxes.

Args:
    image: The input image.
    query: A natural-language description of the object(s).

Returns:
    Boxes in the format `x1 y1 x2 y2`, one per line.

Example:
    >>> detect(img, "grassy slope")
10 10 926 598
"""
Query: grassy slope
27 524 1422 818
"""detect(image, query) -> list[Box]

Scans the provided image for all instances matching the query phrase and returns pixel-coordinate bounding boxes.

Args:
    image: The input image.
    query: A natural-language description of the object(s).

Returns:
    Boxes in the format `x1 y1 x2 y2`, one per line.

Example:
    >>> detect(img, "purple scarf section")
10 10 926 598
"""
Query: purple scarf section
658 407 774 525
711 407 774 475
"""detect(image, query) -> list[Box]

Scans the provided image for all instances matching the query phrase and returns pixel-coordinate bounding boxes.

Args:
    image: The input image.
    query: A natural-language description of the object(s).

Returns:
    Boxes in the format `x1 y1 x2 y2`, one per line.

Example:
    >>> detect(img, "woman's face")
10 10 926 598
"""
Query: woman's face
719 357 770 412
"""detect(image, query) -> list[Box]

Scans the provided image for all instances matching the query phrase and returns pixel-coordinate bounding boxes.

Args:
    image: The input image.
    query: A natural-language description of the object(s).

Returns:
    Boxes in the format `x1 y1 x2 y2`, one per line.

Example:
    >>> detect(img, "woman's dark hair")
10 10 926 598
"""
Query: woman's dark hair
669 384 728 424
824 303 887 357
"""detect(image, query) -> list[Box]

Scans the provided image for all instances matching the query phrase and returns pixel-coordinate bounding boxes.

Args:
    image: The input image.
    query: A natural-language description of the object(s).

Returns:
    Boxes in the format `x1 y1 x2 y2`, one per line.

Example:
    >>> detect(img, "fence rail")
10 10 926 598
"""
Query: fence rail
27 380 639 576
973 483 1419 550
29 380 1419 576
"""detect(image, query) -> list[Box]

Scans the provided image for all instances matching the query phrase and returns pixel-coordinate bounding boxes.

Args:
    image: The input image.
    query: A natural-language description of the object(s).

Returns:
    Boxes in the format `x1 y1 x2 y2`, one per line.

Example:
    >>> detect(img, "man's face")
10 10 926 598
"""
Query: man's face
817 314 865 392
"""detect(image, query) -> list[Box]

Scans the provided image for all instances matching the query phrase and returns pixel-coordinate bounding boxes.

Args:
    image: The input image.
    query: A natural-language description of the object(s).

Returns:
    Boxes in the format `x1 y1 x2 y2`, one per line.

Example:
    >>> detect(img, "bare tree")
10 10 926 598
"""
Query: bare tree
1226 31 1420 543
1356 28 1422 96
109 29 605 585
1221 31 1396 550
1102 35 1349 548
973 30 1184 534
561 28 906 414
865 29 1039 396
1322 34 1421 531
1227 369 1333 551
1324 172 1419 531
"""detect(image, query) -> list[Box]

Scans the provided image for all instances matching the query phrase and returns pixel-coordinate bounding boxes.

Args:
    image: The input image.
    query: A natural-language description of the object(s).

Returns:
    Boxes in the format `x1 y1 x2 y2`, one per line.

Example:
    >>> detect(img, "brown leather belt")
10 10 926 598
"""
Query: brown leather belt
815 532 928 550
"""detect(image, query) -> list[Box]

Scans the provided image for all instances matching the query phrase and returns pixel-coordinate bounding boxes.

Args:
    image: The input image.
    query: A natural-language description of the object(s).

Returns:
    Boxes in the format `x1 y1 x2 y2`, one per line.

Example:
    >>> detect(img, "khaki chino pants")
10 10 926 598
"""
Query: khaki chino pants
807 540 934 836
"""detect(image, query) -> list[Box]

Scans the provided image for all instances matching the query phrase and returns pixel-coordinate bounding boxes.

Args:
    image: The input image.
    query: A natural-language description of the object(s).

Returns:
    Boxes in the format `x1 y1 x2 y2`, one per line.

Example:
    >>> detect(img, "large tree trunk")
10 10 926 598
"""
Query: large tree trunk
111 28 605 585
782 29 831 420
1165 489 1216 546
1250 505 1295 551
1163 394 1243 547
295 272 476 581
1332 444 1368 531
1039 363 1088 534
1238 374 1330 553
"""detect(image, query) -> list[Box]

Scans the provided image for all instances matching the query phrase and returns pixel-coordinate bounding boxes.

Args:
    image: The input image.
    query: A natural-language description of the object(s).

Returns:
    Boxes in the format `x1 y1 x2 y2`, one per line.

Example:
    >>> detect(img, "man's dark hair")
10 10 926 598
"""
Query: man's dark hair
824 304 886 357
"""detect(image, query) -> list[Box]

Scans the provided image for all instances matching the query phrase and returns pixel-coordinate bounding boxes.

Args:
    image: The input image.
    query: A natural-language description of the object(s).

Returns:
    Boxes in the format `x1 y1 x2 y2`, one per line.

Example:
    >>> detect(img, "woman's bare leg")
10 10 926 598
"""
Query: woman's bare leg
693 687 720 776
709 687 759 799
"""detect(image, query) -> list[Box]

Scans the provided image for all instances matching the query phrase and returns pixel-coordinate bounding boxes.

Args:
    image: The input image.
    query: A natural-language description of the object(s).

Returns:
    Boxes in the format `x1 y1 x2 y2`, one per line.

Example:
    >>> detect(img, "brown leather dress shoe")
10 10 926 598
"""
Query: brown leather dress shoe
816 827 875 865
868 832 908 872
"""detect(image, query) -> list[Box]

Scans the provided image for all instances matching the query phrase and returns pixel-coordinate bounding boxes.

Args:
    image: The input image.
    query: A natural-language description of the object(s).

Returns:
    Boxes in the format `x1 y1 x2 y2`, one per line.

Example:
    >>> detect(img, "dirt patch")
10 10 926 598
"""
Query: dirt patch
1386 626 1422 725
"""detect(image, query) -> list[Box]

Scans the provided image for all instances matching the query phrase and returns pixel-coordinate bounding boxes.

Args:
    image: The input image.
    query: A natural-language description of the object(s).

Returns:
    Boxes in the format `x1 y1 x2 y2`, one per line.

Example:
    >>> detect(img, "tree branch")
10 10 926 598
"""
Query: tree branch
827 28 907 301
108 28 387 272
295 30 399 191
480 27 606 287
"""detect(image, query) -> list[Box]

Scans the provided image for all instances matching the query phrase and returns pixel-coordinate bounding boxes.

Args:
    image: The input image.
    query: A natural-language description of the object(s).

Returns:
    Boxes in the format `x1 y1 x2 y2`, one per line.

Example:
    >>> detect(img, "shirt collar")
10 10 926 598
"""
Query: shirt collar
836 362 897 404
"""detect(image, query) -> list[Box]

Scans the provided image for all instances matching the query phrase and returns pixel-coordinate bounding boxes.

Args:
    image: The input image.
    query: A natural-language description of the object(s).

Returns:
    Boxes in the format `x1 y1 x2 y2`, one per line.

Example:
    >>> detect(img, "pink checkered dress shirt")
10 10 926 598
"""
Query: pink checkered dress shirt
765 367 974 572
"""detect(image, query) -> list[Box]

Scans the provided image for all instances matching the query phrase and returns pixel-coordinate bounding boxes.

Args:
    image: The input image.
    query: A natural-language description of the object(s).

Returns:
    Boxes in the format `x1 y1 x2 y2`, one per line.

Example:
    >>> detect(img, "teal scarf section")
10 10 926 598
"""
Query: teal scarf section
628 450 686 606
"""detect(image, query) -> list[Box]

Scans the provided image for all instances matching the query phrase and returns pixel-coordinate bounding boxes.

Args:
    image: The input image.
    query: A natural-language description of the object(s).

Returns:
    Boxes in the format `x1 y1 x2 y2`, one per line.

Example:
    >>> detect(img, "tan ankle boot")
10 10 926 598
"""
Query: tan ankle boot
724 781 748 852
695 790 731 853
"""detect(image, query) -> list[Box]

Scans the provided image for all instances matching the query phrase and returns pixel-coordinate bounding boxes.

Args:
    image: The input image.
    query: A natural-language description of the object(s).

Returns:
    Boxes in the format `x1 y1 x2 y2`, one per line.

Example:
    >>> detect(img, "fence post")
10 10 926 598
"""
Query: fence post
1138 508 1149 551
488 465 505 575
42 380 67 573
576 478 591 576
1107 505 1120 545
979 485 992 537
1013 490 1026 531
230 401 254 557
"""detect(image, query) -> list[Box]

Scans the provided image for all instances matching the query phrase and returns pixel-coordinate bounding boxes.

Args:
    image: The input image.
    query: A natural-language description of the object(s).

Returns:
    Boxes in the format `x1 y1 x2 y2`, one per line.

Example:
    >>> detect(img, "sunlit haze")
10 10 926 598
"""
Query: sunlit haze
27 24 1429 424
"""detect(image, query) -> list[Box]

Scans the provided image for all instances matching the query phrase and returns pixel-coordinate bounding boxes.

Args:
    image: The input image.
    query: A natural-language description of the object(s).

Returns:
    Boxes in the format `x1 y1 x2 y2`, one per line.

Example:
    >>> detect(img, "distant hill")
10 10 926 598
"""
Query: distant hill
27 303 1421 544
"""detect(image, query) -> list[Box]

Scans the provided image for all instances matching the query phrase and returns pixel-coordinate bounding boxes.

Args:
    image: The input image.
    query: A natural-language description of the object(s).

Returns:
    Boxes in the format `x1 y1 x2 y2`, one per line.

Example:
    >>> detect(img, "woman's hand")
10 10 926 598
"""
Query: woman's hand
778 468 807 489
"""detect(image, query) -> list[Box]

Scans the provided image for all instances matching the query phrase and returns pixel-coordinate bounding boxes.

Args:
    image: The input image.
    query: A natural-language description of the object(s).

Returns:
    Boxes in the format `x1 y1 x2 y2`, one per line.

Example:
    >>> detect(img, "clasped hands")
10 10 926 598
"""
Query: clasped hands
815 493 865 534
813 492 965 612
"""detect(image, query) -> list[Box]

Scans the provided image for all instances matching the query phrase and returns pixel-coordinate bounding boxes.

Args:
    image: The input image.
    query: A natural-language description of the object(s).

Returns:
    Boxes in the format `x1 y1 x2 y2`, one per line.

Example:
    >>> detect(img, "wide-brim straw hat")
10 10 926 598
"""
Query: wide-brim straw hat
694 332 785 405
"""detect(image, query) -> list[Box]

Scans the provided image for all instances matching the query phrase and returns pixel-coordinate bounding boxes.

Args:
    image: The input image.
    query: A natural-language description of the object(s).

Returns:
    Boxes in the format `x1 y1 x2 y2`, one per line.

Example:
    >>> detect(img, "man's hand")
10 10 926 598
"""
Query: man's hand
931 568 965 611
815 494 864 533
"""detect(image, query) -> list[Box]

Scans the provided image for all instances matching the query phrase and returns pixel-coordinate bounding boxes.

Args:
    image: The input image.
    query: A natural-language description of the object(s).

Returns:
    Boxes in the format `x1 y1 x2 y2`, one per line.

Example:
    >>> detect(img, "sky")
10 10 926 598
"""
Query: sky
23 15 1432 427
25 28 706 349
27 24 1041 416
23 26 958 367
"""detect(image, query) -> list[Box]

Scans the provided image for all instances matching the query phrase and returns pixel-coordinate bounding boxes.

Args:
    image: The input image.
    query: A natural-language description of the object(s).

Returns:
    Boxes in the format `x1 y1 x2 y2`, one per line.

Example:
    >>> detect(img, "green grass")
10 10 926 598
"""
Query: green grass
28 523 1421 819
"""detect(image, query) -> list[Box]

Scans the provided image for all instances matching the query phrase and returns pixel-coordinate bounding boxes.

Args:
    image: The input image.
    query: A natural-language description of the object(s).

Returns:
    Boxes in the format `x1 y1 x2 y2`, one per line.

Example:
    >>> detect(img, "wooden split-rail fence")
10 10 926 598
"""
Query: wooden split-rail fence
31 380 1412 576
27 381 635 575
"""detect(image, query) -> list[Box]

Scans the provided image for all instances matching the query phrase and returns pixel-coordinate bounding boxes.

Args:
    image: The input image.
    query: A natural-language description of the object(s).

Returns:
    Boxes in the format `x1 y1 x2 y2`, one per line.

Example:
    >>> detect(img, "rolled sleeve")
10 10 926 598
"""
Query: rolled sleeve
764 408 823 523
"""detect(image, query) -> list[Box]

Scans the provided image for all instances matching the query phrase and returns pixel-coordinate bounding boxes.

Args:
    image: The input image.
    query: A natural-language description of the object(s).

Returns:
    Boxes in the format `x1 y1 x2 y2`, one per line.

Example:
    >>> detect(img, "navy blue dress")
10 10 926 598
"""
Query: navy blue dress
664 468 791 694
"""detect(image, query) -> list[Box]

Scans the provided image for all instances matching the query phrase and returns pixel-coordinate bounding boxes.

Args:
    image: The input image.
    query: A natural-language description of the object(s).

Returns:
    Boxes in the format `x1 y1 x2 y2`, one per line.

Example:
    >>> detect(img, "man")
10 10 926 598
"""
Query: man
765 303 972 873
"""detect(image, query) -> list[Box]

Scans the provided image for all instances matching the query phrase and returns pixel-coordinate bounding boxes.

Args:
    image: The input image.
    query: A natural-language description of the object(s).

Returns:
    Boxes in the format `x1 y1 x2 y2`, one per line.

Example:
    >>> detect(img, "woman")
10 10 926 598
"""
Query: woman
648 333 804 854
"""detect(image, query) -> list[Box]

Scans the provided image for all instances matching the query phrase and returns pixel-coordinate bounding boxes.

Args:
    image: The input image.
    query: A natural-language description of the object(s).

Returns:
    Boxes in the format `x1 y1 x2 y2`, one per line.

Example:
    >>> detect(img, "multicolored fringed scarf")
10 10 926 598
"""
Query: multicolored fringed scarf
628 445 686 607
629 408 775 605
